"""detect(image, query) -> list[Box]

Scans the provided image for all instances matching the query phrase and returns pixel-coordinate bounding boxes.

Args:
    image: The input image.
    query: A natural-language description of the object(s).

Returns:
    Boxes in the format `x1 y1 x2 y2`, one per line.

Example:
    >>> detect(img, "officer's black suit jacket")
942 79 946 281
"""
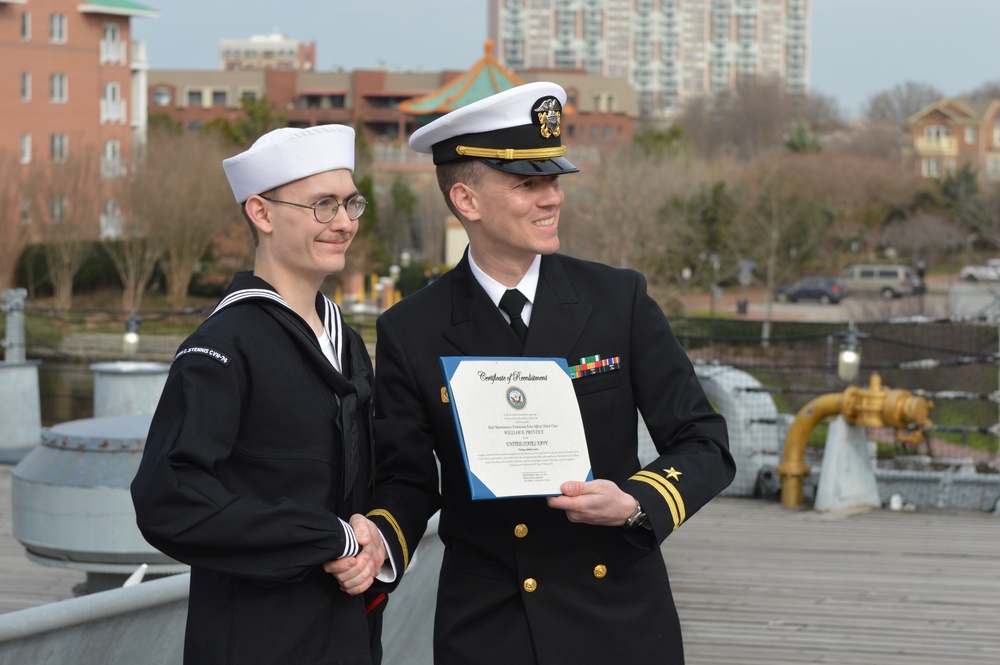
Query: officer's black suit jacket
369 251 734 664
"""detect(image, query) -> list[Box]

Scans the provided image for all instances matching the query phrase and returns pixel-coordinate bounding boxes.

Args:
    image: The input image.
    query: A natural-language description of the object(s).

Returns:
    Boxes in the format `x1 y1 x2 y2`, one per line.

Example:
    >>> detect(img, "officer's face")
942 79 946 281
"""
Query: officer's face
264 169 360 281
466 166 564 267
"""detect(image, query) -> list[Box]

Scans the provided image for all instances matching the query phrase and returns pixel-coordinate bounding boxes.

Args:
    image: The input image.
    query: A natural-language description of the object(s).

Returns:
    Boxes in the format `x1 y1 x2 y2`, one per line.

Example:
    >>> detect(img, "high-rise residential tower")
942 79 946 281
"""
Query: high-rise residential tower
487 0 809 119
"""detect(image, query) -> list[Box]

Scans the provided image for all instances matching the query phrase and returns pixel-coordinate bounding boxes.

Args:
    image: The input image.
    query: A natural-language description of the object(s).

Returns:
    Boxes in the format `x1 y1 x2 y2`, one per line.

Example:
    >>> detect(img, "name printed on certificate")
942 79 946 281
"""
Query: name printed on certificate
441 357 593 499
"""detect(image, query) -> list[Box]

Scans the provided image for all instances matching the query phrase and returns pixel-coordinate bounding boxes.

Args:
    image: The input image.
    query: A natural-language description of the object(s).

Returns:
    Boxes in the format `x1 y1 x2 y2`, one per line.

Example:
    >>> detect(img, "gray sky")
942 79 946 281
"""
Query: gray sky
131 0 1000 119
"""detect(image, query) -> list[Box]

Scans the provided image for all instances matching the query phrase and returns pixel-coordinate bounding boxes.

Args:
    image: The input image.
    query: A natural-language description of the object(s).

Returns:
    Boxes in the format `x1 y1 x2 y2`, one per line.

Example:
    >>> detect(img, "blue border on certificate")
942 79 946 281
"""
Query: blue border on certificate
440 356 594 500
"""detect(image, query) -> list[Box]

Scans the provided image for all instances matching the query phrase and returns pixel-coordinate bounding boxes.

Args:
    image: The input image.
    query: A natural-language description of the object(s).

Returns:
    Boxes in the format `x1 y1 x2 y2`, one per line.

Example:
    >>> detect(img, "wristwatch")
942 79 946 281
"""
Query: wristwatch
624 500 648 529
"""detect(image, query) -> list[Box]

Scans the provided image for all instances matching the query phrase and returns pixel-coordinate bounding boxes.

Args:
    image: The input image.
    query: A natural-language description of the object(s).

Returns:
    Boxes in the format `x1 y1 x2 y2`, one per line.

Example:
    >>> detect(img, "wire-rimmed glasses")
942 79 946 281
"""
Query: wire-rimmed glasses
260 193 367 222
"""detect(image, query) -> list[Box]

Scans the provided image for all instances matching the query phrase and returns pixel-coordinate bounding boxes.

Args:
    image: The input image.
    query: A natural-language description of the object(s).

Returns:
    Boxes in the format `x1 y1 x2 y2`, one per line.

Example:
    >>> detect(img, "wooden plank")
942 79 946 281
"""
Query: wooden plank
3 462 1000 665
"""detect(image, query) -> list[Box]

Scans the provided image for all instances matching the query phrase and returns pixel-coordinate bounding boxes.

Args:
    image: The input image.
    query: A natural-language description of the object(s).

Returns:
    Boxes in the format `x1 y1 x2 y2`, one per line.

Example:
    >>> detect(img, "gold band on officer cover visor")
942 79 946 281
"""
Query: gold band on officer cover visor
455 145 567 160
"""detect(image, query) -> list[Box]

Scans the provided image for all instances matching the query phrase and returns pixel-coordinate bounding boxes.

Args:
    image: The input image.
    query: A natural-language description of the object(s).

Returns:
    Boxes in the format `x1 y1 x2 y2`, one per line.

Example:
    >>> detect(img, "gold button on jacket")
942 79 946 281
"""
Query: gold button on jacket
523 578 537 593
593 564 607 579
514 524 528 538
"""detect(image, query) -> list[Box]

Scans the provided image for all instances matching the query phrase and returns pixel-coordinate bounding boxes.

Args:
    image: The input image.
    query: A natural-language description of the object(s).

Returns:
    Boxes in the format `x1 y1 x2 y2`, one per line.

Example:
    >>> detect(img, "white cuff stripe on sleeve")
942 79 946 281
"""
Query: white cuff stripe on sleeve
340 518 360 558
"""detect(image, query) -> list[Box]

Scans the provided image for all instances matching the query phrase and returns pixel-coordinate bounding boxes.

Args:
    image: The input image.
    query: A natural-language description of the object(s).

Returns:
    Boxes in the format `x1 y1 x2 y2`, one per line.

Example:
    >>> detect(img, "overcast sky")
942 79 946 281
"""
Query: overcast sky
131 0 1000 119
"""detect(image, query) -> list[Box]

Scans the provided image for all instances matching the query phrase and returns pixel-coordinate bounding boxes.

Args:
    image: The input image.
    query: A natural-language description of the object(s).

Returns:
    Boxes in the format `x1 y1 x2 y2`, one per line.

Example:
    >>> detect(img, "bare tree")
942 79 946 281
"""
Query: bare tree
960 80 1000 102
728 158 831 341
678 79 807 160
861 81 943 128
0 152 31 291
30 150 103 311
132 129 238 309
102 175 164 312
413 176 449 265
561 146 701 270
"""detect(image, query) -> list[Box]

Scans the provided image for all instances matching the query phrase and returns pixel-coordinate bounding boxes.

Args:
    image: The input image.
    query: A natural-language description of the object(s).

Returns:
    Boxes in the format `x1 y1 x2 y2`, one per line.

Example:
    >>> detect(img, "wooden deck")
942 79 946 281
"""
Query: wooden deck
3 461 1000 664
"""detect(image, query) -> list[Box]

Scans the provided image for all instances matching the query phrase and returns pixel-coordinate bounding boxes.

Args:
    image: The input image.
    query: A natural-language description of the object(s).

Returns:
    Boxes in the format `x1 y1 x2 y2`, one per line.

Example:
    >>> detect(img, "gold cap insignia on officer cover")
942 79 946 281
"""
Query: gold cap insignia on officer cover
534 98 561 139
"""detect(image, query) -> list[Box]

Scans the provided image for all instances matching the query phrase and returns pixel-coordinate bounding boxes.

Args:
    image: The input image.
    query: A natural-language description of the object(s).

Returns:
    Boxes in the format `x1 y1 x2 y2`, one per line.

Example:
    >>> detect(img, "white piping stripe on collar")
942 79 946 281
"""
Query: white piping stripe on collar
211 288 345 365
211 288 290 316
323 296 344 365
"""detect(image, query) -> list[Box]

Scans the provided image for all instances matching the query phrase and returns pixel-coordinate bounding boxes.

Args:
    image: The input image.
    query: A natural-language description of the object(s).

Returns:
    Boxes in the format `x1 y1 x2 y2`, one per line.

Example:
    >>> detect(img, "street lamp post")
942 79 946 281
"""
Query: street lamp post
122 313 140 357
837 325 862 383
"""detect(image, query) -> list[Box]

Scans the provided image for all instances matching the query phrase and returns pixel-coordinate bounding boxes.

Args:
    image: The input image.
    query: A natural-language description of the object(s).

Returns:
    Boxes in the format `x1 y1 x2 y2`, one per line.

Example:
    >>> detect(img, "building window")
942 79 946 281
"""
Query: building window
152 87 173 106
240 89 258 102
921 158 940 178
924 125 949 141
50 14 67 44
100 199 124 239
20 196 32 226
989 159 1000 181
103 22 120 43
51 195 69 224
21 72 30 102
945 159 956 175
966 127 976 144
187 89 203 107
101 82 126 123
212 90 228 106
100 22 126 64
21 11 30 40
20 134 31 164
50 74 67 103
102 140 124 179
51 133 68 163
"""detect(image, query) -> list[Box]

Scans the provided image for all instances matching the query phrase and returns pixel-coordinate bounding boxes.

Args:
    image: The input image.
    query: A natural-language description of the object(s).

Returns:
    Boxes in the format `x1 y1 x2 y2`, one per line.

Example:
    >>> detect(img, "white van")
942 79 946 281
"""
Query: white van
842 264 920 299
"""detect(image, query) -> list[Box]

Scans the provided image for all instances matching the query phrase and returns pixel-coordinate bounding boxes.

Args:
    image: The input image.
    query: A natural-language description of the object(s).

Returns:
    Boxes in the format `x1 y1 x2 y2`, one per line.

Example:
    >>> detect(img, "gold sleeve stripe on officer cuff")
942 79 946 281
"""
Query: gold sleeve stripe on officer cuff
632 471 687 531
455 145 568 160
366 509 409 570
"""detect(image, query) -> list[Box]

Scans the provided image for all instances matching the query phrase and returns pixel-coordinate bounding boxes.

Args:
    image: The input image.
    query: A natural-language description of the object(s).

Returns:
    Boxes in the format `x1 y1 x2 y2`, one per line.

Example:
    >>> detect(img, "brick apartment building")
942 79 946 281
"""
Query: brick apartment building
146 42 638 172
0 0 156 274
907 98 1000 183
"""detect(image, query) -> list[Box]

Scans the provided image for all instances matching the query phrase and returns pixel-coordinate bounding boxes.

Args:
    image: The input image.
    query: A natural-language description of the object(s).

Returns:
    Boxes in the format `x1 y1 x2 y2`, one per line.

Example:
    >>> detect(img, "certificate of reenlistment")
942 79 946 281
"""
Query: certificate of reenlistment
440 356 593 500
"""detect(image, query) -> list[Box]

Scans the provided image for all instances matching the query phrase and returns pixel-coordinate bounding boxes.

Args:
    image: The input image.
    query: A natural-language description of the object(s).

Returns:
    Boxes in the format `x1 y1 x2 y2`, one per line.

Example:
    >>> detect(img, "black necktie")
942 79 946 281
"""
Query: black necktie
499 289 528 345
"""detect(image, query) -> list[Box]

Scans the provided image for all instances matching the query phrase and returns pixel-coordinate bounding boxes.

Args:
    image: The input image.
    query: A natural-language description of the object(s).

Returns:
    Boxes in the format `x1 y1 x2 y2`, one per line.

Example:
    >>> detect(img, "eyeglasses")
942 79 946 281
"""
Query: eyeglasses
260 193 367 222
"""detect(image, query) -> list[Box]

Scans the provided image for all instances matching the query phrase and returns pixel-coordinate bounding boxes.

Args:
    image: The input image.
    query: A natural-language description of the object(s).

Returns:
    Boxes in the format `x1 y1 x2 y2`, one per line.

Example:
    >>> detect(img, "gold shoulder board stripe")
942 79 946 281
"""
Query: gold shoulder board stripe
455 145 568 160
632 471 687 531
366 508 409 570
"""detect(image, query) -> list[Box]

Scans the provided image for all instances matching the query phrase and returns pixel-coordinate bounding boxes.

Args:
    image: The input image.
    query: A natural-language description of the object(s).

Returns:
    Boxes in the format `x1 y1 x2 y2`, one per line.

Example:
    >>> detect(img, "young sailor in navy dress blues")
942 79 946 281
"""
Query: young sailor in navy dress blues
132 124 390 665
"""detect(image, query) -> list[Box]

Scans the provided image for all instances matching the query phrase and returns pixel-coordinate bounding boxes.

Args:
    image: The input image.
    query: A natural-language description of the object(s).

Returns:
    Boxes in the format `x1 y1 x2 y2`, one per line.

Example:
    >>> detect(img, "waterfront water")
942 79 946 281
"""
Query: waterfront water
37 361 96 426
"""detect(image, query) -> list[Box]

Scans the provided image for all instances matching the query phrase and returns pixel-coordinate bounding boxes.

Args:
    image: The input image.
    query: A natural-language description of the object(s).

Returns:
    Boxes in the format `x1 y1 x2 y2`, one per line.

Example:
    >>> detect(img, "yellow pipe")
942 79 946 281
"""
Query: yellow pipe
775 392 845 508
776 373 933 508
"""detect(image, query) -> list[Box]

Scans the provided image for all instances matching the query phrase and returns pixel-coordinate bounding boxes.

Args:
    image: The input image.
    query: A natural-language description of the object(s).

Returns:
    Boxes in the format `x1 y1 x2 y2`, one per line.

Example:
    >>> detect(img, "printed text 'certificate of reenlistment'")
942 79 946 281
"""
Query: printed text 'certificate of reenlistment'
440 357 593 499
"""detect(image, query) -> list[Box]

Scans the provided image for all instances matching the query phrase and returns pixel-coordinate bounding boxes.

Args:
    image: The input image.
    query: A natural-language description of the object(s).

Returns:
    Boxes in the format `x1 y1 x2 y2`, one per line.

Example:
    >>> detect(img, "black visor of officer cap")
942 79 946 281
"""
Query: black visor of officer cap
409 81 579 176
479 155 579 176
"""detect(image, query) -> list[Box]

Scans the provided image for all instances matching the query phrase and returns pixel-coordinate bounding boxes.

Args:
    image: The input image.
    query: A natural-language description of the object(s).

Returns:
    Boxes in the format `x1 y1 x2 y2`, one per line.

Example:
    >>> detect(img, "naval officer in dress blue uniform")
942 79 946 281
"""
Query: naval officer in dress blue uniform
361 82 735 664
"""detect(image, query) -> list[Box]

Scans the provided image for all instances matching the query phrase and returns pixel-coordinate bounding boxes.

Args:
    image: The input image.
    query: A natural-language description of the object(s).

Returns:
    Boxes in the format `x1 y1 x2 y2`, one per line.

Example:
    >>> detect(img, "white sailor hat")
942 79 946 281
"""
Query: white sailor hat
222 124 356 203
409 82 579 176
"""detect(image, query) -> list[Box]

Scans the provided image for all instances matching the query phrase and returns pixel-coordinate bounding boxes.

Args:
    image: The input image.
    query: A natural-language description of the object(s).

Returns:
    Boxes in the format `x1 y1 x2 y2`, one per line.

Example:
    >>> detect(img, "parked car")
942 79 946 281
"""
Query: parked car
774 277 846 304
960 258 1000 282
842 264 921 299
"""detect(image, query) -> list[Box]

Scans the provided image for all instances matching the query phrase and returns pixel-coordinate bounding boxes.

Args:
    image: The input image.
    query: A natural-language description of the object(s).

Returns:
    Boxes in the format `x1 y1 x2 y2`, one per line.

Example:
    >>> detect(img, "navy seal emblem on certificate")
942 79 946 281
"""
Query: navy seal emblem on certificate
441 356 593 500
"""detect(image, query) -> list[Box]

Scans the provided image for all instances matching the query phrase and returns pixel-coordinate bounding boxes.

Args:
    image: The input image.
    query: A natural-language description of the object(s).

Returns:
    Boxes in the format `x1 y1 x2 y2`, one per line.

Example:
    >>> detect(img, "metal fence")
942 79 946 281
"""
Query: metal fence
671 317 1000 471
9 306 1000 467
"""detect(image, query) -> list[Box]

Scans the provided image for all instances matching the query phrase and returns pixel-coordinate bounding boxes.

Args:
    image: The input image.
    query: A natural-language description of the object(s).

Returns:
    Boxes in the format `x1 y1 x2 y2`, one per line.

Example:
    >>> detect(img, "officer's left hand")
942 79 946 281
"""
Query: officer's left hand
546 479 637 526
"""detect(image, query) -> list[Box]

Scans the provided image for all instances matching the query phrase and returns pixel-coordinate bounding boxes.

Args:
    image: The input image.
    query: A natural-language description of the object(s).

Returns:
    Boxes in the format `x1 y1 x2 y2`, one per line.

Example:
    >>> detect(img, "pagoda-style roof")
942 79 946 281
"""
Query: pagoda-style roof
79 0 159 18
399 41 523 118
